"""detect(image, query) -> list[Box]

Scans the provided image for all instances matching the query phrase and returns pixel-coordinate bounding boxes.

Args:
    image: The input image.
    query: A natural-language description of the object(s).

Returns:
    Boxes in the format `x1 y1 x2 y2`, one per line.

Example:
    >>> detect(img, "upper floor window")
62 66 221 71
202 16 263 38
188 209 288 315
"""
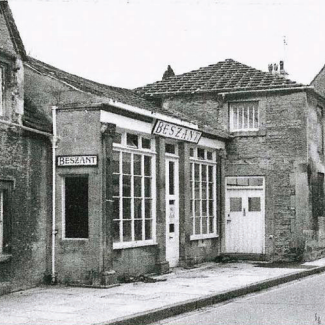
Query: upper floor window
0 66 3 116
229 102 259 132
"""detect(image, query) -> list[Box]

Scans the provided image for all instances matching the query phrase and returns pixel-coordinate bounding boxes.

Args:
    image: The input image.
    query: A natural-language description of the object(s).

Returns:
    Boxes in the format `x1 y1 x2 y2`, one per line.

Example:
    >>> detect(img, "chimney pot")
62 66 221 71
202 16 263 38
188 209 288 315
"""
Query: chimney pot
268 64 273 73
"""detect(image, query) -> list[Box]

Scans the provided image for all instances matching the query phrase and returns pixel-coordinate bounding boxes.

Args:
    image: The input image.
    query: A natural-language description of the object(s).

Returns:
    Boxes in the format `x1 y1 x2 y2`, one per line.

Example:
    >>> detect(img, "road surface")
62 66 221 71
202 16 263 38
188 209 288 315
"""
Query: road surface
152 272 325 325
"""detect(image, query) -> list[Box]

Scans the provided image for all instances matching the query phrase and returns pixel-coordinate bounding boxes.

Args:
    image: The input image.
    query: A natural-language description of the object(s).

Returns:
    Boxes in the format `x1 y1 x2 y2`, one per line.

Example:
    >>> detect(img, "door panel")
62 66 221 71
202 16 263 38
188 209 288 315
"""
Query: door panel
225 189 265 254
166 158 179 267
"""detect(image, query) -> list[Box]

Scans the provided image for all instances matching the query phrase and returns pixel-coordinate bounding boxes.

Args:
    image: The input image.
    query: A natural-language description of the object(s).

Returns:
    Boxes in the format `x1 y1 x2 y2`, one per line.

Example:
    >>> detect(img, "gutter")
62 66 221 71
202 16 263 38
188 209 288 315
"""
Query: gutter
218 86 315 98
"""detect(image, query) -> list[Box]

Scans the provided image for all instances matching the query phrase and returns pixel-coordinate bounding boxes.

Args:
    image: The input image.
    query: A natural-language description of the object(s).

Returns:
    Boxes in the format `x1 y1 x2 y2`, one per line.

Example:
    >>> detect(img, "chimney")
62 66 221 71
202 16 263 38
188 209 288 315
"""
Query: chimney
273 63 279 74
279 60 288 76
268 64 273 73
162 65 175 80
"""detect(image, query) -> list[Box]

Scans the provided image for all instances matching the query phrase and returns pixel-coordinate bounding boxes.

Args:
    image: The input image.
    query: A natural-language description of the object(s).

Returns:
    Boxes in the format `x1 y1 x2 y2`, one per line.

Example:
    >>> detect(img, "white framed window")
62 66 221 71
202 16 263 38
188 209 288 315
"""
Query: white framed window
190 147 217 240
113 132 156 248
0 66 4 116
229 102 259 132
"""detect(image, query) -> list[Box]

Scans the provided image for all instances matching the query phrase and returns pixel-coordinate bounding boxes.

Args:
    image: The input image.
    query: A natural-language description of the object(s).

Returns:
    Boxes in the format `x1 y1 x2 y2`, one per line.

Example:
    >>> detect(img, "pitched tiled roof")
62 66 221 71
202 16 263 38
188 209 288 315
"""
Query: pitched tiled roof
136 59 304 96
26 56 194 123
0 1 27 60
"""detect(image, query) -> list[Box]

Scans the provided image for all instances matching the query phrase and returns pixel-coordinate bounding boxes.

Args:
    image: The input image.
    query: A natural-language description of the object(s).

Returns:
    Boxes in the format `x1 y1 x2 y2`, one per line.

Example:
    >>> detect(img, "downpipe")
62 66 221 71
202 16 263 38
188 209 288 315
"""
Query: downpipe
51 106 58 284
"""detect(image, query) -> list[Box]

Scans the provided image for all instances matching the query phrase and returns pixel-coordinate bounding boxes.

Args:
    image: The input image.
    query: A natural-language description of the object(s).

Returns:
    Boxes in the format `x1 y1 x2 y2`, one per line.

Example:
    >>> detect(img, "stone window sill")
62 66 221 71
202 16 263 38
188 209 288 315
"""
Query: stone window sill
0 254 12 263
231 130 266 137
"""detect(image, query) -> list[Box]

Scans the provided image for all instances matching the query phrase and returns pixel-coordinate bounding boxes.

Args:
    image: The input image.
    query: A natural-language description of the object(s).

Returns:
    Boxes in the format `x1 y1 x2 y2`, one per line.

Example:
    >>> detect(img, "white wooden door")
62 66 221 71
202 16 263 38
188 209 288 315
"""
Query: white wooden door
225 188 265 254
165 158 179 267
0 190 3 254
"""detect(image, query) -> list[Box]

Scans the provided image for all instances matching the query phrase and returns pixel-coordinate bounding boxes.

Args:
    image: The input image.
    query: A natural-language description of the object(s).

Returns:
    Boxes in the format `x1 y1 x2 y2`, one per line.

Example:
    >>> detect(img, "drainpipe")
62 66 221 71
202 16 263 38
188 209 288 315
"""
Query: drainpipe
51 106 58 284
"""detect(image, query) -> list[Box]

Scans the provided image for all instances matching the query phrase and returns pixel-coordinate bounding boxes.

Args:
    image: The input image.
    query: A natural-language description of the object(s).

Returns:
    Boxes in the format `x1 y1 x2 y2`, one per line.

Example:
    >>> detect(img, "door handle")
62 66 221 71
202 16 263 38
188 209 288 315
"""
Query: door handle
243 208 246 216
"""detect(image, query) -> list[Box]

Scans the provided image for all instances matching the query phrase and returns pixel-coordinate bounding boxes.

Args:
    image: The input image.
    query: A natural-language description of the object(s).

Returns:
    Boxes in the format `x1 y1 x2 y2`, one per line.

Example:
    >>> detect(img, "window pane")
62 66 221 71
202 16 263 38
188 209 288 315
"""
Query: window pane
202 182 207 199
112 151 120 174
127 133 138 148
202 200 207 216
194 164 200 180
134 198 142 219
145 178 151 197
238 106 243 129
227 178 237 186
198 148 205 159
237 178 249 186
113 221 120 243
202 217 208 234
254 105 259 128
209 217 214 233
248 197 261 212
113 133 122 144
144 156 151 176
195 218 201 235
195 200 200 215
244 106 248 129
166 143 176 154
230 197 242 212
123 221 132 242
133 154 142 176
113 174 120 197
134 220 142 241
202 165 207 181
145 199 152 219
122 153 131 175
208 184 213 199
209 200 214 216
208 166 213 182
249 177 263 186
233 107 238 130
249 105 254 129
122 198 131 219
113 199 120 219
207 151 213 160
142 137 151 149
145 220 152 240
195 182 200 198
169 161 175 195
134 176 142 197
123 175 131 197
65 177 89 239
190 200 193 215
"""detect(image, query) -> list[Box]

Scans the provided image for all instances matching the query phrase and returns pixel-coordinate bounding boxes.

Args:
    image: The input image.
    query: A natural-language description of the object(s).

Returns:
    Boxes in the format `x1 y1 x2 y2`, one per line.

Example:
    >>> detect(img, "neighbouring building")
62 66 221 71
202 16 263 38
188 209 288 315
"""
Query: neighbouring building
0 1 52 295
136 59 325 262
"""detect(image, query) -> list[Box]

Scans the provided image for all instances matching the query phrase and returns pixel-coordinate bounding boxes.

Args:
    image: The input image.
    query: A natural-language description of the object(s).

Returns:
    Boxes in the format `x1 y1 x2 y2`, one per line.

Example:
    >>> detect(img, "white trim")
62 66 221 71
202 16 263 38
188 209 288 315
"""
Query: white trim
100 110 152 135
113 240 156 250
198 136 225 149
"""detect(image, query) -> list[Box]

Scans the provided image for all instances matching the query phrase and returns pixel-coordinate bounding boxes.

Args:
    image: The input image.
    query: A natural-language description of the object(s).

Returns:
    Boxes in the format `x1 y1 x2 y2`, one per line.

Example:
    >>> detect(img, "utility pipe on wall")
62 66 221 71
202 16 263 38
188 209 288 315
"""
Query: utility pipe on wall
51 106 58 284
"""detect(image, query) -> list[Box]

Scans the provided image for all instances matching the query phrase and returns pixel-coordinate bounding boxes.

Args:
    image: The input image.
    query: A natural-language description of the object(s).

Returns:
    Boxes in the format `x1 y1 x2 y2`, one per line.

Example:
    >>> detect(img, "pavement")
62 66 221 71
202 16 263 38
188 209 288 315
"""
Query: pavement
1 258 325 325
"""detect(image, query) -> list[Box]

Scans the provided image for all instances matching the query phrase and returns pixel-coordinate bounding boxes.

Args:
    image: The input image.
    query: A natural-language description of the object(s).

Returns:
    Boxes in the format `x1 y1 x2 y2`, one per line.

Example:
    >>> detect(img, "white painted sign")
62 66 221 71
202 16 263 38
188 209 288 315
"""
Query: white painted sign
152 120 202 143
57 155 98 167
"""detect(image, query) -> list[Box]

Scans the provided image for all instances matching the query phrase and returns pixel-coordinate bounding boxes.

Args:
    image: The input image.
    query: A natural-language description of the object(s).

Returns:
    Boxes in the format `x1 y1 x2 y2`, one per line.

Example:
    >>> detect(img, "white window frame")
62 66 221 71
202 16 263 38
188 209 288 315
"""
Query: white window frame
113 131 156 249
229 101 259 132
190 147 218 240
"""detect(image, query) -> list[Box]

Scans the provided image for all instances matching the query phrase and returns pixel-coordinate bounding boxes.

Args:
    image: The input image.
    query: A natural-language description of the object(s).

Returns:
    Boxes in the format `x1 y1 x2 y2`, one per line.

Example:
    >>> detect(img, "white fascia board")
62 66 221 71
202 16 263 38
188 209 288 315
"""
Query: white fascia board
198 136 225 149
105 99 198 129
100 110 152 134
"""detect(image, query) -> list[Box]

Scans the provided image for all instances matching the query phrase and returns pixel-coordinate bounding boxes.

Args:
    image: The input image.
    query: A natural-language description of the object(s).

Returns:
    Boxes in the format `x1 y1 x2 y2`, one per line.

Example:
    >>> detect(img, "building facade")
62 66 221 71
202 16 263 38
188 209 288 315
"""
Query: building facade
0 1 52 294
137 59 325 262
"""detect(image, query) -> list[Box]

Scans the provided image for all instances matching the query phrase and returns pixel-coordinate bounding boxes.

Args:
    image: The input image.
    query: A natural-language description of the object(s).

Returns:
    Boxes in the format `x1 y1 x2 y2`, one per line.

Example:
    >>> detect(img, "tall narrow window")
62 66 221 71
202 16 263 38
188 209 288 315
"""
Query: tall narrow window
190 148 217 239
112 132 156 247
0 185 11 254
230 102 259 132
64 176 89 239
317 106 324 155
0 66 3 116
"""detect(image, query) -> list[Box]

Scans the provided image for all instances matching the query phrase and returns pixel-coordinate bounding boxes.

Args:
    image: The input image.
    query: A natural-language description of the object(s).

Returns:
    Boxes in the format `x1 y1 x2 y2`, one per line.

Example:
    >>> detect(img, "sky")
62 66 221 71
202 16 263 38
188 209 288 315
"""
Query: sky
8 0 325 89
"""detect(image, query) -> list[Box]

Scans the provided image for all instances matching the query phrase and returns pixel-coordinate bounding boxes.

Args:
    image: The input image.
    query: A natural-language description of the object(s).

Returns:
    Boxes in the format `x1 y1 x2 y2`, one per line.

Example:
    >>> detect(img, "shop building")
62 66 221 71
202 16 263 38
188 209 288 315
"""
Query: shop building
25 57 227 285
137 60 325 262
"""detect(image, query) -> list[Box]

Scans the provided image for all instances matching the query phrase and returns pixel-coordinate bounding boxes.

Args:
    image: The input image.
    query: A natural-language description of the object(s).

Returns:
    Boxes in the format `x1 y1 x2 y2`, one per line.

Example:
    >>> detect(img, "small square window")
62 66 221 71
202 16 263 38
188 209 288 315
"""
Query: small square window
230 102 259 132
127 133 138 148
165 143 176 154
142 137 151 149
230 197 242 212
198 148 205 160
113 132 122 144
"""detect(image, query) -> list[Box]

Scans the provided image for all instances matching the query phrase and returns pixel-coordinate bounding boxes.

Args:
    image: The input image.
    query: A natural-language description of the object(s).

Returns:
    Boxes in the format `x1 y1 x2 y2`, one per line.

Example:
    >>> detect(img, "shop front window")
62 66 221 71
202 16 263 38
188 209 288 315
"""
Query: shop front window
113 132 156 247
190 148 217 239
